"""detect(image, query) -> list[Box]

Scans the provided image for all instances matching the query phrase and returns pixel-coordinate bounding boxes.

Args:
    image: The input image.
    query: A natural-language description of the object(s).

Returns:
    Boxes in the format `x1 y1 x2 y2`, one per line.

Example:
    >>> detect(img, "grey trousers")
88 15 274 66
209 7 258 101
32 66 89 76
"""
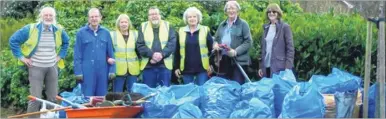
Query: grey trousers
27 65 58 118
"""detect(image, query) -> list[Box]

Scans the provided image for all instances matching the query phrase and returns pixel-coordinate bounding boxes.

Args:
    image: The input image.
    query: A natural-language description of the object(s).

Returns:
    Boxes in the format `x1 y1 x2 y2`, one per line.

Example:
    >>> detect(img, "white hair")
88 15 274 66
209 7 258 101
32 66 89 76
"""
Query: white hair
224 1 241 12
36 6 57 24
183 7 203 24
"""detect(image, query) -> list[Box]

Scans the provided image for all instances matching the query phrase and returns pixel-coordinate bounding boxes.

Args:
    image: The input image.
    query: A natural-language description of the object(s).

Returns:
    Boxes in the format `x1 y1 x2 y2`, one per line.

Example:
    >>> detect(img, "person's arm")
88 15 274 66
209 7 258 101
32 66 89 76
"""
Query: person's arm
136 27 153 58
206 30 215 65
106 32 116 74
174 31 181 70
206 30 214 54
73 31 83 76
9 24 31 60
284 24 295 69
161 26 176 58
259 25 266 70
234 22 252 56
58 29 70 58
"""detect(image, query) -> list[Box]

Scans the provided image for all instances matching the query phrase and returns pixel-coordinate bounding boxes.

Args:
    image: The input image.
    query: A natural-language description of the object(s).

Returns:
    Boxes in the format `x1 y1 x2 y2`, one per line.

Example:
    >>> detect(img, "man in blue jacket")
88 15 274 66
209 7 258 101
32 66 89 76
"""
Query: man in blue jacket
9 6 69 118
74 8 115 96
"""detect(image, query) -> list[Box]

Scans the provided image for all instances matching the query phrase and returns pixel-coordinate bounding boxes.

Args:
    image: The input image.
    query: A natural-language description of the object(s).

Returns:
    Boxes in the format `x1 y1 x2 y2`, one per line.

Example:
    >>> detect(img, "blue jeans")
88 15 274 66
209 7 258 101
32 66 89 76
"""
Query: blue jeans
142 67 171 88
182 72 208 86
113 75 137 92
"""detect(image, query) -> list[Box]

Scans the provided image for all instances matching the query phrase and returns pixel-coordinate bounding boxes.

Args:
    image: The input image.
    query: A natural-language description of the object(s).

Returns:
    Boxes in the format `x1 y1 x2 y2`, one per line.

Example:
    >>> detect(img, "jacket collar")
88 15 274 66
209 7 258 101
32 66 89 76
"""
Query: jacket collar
85 23 102 31
264 19 283 30
221 16 241 26
183 24 201 32
36 22 58 32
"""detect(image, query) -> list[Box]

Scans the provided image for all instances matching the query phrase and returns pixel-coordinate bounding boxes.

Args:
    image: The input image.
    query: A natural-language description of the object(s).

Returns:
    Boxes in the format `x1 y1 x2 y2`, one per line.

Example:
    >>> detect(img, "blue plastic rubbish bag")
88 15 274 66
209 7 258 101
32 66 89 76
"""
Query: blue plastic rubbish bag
201 76 242 118
132 83 157 96
172 103 203 118
241 78 275 117
59 83 89 118
309 68 361 94
280 82 325 118
137 83 202 118
363 83 386 118
271 69 297 117
230 98 272 118
335 90 358 118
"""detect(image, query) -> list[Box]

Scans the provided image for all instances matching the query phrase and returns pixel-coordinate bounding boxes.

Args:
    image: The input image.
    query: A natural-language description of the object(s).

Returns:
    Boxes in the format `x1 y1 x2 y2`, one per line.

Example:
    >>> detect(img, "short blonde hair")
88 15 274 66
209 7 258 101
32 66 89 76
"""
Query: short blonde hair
37 6 57 24
115 14 133 30
183 7 202 24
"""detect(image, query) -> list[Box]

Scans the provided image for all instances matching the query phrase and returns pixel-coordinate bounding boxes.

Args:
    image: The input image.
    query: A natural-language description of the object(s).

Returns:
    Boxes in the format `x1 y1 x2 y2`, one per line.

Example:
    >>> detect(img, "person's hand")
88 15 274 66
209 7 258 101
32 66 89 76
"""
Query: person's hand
227 49 237 57
207 66 213 76
56 56 61 62
150 59 157 64
109 73 116 80
213 43 220 51
75 75 83 81
153 52 163 62
21 58 32 67
107 58 115 65
175 69 182 78
258 69 264 77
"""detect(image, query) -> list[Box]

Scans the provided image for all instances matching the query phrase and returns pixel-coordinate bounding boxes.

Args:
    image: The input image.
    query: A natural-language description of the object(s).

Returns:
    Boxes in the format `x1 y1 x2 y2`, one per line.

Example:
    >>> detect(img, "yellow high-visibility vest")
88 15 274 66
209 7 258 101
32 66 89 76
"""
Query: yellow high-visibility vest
19 23 65 69
178 25 210 71
110 30 140 75
140 20 173 70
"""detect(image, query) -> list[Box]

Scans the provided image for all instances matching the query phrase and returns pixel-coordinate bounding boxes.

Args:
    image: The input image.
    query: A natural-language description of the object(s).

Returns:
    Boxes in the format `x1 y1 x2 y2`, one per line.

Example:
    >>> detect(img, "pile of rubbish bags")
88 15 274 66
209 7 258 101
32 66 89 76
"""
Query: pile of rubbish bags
59 67 385 118
131 68 365 118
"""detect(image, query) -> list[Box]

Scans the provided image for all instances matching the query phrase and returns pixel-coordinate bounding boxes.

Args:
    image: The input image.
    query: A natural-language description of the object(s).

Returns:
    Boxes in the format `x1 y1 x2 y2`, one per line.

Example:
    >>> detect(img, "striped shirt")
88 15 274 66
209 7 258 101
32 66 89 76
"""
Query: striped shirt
31 30 57 67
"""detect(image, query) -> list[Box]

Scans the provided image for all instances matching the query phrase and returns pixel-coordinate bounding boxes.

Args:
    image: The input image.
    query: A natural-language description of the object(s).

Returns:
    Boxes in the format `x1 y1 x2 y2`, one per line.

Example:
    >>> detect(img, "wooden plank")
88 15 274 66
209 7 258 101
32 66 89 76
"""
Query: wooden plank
363 21 372 118
377 2 385 118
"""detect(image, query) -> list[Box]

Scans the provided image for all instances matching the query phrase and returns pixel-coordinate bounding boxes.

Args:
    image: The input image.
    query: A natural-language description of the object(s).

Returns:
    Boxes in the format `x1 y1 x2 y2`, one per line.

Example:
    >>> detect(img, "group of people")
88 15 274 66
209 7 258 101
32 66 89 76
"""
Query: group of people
9 1 294 117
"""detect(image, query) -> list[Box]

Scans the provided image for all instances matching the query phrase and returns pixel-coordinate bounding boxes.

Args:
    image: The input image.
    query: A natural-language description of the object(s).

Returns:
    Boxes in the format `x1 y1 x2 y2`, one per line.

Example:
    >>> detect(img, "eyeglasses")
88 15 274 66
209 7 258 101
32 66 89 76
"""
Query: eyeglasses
267 11 278 14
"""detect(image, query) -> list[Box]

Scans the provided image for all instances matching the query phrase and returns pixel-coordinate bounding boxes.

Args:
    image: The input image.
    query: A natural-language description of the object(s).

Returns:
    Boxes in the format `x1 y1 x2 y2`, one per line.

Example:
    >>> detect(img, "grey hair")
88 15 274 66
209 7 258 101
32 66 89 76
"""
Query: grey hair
36 6 57 24
183 7 202 24
88 8 102 17
224 1 241 12
148 6 161 15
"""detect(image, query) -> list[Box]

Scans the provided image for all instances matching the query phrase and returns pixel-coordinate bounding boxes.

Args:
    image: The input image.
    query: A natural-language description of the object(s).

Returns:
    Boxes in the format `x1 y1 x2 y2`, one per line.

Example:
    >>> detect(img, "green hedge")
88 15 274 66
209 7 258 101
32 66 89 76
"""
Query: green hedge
0 0 379 111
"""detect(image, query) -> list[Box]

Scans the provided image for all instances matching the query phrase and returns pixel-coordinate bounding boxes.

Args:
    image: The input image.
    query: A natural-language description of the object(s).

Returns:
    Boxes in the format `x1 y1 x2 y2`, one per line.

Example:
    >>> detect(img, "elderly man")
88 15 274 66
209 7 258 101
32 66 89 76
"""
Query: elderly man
74 8 115 96
9 6 69 118
136 6 176 88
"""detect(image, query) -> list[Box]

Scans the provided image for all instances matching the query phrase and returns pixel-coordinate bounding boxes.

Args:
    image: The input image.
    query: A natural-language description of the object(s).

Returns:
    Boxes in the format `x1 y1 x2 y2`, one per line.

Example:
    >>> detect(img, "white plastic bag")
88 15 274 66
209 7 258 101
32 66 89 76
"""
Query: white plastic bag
40 102 59 118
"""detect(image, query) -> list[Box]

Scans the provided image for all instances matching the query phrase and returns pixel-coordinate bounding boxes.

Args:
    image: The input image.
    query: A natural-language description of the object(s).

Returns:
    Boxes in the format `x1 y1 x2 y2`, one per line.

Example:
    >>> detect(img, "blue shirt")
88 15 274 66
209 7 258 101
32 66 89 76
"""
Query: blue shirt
73 25 115 76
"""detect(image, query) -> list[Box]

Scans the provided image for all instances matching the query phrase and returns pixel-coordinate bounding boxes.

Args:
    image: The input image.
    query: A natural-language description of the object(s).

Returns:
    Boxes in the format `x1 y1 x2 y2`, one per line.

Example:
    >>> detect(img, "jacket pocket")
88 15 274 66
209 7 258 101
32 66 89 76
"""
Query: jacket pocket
275 55 285 61
82 39 91 44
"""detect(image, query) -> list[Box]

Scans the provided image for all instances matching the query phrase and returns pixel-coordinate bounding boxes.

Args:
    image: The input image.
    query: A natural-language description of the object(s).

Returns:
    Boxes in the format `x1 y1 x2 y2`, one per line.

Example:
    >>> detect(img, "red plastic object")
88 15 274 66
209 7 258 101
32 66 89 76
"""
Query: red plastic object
65 106 143 118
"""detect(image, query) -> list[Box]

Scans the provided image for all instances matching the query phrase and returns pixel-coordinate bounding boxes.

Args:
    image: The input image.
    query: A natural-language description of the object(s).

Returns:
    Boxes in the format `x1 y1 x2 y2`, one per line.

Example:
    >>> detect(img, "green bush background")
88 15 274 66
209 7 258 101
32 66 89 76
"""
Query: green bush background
0 0 380 111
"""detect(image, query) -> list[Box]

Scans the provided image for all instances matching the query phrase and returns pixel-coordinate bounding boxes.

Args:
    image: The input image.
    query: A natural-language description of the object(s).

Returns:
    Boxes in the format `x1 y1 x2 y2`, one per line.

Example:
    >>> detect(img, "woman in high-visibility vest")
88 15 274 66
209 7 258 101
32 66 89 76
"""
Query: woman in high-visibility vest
174 7 214 85
110 14 140 92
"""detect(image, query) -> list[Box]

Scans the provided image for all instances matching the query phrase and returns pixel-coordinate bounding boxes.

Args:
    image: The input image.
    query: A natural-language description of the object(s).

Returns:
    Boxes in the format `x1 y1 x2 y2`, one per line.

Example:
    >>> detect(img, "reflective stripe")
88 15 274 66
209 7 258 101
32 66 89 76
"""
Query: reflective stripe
180 54 208 59
161 41 168 44
145 41 152 46
116 57 138 62
115 48 135 52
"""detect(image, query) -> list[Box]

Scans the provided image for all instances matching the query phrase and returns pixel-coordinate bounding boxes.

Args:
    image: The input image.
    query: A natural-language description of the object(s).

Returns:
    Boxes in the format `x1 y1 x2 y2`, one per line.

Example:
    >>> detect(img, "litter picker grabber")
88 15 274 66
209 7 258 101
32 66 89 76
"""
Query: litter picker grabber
28 95 63 108
56 96 87 109
232 57 252 83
